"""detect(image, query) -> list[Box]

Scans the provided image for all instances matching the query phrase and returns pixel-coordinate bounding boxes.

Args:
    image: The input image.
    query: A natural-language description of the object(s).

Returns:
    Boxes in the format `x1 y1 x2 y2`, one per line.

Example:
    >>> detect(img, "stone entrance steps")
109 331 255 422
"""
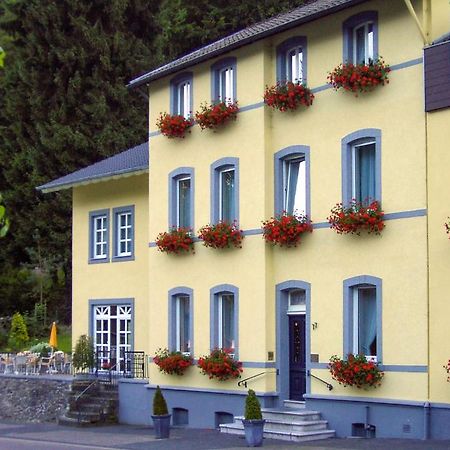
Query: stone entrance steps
219 401 335 442
58 379 118 427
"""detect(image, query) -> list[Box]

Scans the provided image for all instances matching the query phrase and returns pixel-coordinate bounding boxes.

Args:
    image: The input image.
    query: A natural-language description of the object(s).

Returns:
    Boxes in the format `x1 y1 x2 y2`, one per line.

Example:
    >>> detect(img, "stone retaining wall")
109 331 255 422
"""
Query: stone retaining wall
0 374 72 422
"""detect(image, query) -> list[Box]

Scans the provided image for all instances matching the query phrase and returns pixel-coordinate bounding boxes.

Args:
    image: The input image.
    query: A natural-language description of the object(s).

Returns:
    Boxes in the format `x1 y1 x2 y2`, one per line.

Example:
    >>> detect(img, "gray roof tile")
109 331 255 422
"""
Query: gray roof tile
128 0 366 88
37 142 149 193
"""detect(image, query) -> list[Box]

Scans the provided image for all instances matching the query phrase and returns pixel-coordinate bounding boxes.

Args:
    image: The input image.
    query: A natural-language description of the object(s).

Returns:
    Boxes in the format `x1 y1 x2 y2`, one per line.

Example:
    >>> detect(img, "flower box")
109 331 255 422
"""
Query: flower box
263 81 314 112
197 221 244 249
156 113 194 138
328 200 385 235
328 354 384 388
198 348 243 381
262 212 312 247
195 101 239 130
156 227 194 254
327 58 391 95
153 348 193 376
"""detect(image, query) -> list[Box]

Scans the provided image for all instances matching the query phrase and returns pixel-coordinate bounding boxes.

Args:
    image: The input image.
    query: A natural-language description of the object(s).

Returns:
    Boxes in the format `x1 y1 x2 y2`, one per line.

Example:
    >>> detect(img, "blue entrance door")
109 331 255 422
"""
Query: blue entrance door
289 314 306 400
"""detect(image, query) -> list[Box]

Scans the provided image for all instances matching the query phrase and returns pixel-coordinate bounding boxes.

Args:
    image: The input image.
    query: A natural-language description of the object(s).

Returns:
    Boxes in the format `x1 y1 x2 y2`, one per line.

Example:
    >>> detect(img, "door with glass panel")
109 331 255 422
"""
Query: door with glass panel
94 304 132 372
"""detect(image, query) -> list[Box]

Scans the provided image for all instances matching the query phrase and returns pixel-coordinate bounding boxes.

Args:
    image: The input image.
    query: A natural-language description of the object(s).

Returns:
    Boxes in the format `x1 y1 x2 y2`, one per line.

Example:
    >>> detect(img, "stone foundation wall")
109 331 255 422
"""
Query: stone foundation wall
0 374 72 422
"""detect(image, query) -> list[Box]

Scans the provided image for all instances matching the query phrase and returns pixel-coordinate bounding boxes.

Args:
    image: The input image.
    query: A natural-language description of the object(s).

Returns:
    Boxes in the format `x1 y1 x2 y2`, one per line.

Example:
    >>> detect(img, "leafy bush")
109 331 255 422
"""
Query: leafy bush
245 389 262 420
8 312 29 351
153 385 169 416
29 341 52 356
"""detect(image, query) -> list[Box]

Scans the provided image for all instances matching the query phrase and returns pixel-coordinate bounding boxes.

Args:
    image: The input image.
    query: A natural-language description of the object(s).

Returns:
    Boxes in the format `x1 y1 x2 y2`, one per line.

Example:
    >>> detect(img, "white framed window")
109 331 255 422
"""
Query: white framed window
288 289 306 314
112 206 134 261
175 295 190 354
219 67 234 104
351 141 376 203
176 176 191 228
352 286 377 361
283 156 306 215
286 46 303 83
219 168 235 223
177 80 191 118
218 293 234 352
353 21 374 64
94 215 108 259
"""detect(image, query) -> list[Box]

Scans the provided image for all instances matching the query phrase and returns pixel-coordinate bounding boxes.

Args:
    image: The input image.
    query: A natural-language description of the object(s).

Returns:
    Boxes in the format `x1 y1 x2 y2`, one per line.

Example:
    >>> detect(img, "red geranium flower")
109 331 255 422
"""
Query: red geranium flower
262 212 312 247
195 101 239 130
198 221 244 249
156 112 194 138
263 81 314 112
156 227 194 254
198 348 243 381
154 348 193 376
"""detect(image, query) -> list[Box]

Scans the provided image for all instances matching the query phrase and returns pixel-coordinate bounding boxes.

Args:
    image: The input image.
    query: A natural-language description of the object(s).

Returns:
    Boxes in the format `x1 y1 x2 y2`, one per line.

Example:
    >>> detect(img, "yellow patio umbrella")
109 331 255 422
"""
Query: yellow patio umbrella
49 321 58 350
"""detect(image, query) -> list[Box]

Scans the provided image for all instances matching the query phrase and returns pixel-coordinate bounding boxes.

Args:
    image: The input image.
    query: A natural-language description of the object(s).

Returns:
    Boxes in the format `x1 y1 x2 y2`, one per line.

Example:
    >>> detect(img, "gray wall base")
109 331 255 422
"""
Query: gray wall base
305 395 450 440
118 379 277 428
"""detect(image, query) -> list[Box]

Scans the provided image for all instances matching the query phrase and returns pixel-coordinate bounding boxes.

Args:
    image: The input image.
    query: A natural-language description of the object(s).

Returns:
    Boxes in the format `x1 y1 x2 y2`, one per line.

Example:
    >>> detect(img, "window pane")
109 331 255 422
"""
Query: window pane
289 289 305 307
220 170 235 222
358 288 377 357
355 25 366 64
287 47 303 83
355 143 376 203
284 158 305 214
367 23 374 62
178 178 191 228
221 294 234 350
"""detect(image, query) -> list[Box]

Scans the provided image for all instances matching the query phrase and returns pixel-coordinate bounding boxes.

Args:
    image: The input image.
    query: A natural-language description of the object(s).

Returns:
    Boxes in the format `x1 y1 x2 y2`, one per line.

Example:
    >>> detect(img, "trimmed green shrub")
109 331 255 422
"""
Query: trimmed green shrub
8 312 29 351
153 385 168 416
29 341 52 356
244 389 262 420
72 335 95 372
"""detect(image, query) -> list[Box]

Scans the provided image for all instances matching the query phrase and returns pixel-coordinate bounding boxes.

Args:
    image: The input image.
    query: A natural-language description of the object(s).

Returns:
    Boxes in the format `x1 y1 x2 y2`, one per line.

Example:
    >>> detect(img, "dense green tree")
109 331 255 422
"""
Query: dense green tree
8 312 29 351
0 0 159 321
155 0 305 63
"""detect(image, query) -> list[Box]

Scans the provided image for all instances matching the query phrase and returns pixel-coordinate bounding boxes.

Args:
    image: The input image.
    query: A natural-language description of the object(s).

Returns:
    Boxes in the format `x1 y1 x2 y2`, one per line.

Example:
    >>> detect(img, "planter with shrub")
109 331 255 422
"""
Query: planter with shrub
242 389 265 447
151 385 171 439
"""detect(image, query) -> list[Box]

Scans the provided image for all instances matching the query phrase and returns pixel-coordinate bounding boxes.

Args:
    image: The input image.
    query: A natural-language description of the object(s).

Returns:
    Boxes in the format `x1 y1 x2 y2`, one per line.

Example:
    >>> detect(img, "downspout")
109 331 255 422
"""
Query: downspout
403 0 430 45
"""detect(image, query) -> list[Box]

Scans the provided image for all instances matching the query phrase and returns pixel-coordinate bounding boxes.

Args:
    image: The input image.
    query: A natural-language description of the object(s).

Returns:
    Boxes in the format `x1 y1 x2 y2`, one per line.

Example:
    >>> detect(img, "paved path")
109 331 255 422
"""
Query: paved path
0 421 449 450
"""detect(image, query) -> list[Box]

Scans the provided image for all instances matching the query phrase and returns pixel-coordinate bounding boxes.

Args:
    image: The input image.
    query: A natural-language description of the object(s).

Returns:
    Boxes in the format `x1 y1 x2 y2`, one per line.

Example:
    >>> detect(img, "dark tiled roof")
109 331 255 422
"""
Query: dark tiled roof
128 0 366 88
37 142 149 193
432 32 450 45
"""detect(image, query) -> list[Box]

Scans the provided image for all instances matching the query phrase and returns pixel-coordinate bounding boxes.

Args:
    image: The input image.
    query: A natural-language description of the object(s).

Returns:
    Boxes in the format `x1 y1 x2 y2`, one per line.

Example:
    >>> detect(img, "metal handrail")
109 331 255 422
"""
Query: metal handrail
237 369 278 388
306 369 333 391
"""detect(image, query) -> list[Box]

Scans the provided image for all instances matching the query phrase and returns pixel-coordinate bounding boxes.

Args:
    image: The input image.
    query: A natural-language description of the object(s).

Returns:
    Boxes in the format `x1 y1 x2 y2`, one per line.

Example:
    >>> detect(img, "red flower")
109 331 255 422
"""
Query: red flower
329 354 384 388
154 348 193 376
327 58 390 95
328 200 385 235
198 348 243 381
198 221 244 249
156 112 194 138
195 101 239 130
263 82 314 112
262 212 312 247
156 227 194 254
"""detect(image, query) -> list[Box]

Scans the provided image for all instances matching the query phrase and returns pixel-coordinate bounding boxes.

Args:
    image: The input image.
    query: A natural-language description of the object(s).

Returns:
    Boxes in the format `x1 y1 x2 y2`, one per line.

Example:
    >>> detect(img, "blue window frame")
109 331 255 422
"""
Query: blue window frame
343 276 382 362
170 72 193 118
343 11 378 64
169 168 195 229
342 129 381 205
211 158 239 224
274 146 310 217
168 287 194 355
276 36 307 83
210 284 239 357
211 57 237 103
89 209 110 264
112 205 135 262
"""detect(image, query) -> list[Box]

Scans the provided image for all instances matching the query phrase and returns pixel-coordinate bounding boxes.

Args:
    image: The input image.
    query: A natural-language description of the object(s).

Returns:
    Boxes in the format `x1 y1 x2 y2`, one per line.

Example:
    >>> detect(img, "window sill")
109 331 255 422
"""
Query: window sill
88 257 110 265
112 255 135 263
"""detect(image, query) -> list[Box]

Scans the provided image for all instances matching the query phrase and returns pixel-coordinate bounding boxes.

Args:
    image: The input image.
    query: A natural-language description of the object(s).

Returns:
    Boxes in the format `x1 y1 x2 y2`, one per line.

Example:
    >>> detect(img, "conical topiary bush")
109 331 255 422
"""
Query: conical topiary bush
153 385 169 415
245 389 262 420
151 386 171 439
242 389 265 447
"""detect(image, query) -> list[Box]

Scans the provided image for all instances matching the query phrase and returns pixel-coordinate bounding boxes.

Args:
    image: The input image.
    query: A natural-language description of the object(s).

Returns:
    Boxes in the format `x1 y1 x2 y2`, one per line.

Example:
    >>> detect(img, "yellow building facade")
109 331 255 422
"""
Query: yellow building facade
39 0 450 440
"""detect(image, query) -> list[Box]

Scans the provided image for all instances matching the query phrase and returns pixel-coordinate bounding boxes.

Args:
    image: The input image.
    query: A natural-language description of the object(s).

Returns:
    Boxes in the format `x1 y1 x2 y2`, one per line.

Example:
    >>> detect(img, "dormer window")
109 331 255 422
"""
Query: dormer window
343 11 378 64
276 37 307 83
170 72 193 118
212 57 237 104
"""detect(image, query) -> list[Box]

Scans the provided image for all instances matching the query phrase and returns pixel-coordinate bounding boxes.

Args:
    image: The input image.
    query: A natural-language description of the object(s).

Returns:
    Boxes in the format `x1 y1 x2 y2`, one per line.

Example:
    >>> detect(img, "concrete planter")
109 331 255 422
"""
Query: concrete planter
242 419 265 447
151 414 171 439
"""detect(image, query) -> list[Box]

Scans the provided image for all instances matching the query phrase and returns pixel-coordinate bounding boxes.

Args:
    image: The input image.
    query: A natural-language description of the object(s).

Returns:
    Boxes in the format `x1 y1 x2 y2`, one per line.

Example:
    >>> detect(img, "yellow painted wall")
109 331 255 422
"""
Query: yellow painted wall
72 174 149 353
427 108 450 404
144 0 434 401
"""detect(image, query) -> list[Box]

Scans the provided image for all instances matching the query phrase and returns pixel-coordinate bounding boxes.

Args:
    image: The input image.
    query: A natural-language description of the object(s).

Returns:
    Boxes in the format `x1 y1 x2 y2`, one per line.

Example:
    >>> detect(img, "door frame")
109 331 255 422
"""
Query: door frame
275 281 311 405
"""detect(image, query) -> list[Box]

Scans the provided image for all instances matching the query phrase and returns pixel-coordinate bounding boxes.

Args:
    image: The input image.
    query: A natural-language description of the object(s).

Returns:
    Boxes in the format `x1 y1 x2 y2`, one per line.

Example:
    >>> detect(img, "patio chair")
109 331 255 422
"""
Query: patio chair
26 355 39 375
14 355 28 374
51 351 65 373
39 356 51 374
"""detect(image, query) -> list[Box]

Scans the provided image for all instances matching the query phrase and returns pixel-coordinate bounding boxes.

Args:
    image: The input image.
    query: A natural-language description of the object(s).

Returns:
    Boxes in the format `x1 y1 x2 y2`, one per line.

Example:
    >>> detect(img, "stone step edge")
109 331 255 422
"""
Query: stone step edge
232 416 328 426
220 424 335 438
262 408 320 415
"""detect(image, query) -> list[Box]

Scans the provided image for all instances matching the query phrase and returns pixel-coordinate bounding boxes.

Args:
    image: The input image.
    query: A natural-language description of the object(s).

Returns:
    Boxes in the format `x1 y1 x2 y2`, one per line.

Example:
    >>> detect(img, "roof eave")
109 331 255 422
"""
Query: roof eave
127 0 367 89
37 167 149 194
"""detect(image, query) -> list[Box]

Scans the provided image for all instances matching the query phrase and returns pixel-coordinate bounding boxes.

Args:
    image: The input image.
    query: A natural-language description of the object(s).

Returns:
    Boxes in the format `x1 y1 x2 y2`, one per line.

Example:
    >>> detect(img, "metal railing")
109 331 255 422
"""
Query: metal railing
95 349 147 383
305 369 333 391
237 369 279 388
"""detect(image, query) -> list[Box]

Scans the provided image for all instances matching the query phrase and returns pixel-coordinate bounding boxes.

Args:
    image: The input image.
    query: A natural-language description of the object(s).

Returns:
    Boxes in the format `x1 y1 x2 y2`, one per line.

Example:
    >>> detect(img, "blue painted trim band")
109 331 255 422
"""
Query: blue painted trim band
311 84 331 94
146 383 278 397
242 228 262 236
310 363 328 369
310 363 427 373
239 102 265 112
243 362 276 369
305 393 428 407
429 402 450 410
149 130 160 138
390 57 423 71
312 222 330 229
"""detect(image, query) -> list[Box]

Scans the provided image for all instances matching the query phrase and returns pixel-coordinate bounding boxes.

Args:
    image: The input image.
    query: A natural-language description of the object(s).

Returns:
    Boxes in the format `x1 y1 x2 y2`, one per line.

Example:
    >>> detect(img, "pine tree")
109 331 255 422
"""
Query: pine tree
0 0 159 320
8 312 29 351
